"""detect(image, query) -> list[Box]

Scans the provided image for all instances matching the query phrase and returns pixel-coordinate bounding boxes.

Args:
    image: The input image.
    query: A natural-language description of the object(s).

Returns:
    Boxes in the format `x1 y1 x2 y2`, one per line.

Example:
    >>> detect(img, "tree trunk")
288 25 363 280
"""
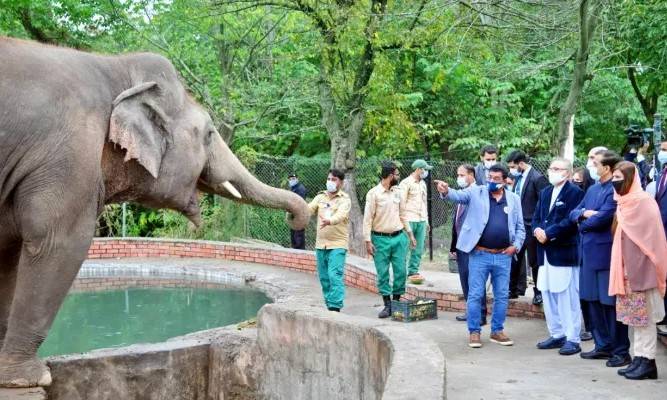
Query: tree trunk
555 0 601 156
628 66 659 126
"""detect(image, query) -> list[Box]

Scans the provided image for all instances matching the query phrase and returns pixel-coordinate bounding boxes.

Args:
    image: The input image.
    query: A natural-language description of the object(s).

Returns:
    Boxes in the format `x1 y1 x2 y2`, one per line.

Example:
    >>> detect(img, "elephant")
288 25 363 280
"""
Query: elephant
0 37 309 388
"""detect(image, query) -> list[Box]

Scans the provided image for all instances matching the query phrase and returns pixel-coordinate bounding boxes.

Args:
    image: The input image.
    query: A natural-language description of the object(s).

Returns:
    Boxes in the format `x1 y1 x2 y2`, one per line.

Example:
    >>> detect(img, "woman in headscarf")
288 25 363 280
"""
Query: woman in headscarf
609 161 667 380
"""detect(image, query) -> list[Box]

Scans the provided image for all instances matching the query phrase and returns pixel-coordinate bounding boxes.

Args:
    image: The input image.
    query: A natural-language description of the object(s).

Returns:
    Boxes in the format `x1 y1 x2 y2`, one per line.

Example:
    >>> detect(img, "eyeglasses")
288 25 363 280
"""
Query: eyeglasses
548 167 568 172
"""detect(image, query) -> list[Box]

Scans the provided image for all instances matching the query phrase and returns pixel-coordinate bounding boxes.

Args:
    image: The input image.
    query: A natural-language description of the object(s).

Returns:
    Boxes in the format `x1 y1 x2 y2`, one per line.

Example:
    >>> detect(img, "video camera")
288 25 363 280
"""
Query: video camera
624 124 654 148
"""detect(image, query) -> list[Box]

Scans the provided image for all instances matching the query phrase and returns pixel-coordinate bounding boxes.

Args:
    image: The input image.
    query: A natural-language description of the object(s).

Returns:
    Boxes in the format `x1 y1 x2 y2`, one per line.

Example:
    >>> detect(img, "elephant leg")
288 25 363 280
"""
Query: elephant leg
0 190 96 388
0 243 20 346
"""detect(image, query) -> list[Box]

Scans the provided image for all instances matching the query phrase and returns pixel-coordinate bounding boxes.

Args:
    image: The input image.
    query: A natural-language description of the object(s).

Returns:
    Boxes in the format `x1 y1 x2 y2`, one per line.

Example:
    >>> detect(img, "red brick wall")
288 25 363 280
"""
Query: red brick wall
88 239 544 319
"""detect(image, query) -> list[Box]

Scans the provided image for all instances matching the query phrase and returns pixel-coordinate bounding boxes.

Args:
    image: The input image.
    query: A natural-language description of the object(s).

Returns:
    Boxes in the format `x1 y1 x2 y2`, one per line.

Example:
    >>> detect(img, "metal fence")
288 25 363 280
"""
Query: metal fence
242 155 557 260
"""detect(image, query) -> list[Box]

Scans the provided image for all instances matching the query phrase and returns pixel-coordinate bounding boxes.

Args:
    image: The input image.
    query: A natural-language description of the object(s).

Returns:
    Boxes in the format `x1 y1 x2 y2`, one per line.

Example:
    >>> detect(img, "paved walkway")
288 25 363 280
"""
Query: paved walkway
81 259 667 399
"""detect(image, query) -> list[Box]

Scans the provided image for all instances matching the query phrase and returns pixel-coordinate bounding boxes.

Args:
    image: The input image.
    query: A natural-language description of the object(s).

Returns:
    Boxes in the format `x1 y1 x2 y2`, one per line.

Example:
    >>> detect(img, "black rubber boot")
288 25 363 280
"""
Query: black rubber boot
392 294 401 301
327 307 340 312
378 296 391 318
625 357 658 380
618 356 642 376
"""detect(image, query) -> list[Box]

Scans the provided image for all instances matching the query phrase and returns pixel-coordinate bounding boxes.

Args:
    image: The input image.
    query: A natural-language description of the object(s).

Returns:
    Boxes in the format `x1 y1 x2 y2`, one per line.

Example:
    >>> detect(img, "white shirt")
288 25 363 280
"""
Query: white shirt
517 164 532 196
550 182 565 210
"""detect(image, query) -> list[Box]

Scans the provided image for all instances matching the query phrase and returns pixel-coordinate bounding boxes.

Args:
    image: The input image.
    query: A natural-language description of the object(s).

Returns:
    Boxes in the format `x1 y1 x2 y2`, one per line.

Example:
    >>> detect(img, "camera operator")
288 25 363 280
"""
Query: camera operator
622 125 652 189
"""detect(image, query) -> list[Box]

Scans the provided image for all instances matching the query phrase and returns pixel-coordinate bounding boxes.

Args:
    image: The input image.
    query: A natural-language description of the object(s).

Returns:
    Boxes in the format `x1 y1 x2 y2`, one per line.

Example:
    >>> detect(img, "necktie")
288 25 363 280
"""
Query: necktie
455 204 465 233
514 174 524 197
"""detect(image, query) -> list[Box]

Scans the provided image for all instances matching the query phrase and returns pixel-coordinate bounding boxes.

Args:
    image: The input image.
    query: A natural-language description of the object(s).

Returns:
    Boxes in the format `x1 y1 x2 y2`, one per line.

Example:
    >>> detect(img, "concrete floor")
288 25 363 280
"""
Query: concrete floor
83 259 667 399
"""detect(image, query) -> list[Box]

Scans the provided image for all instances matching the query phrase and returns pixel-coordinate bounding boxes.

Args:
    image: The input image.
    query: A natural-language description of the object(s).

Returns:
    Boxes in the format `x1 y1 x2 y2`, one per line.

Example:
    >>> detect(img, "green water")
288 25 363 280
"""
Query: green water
38 287 271 357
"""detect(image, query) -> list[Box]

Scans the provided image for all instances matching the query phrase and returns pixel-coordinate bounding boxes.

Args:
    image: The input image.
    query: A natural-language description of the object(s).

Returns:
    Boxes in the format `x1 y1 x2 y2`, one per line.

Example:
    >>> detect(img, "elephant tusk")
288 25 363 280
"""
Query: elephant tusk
222 181 242 199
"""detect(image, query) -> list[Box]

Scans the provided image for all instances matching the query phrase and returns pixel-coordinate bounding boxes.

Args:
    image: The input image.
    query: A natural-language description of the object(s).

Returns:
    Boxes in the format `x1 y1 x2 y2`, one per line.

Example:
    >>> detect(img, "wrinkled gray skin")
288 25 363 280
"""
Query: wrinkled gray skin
0 37 309 388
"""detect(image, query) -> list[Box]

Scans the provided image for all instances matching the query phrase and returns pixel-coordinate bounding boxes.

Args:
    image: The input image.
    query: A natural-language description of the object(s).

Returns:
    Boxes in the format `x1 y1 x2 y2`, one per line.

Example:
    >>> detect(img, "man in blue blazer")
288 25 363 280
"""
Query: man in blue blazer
436 164 525 349
532 158 585 355
569 150 631 368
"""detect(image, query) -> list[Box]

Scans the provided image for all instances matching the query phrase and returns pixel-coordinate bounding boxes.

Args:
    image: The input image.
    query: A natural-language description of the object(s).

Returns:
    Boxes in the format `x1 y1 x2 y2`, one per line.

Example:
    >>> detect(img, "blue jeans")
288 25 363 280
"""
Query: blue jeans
457 250 488 317
467 250 511 334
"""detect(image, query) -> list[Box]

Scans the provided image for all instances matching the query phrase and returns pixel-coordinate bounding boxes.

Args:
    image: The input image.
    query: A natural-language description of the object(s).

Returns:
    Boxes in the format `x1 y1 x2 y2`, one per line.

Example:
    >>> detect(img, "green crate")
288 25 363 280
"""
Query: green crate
390 297 438 322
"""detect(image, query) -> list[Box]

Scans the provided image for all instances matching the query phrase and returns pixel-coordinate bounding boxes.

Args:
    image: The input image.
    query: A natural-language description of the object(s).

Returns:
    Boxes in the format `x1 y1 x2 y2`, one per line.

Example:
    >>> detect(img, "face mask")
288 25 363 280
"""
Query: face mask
573 181 585 190
587 165 599 181
288 179 298 187
484 160 496 169
658 150 667 165
509 167 522 177
611 179 625 195
548 171 566 186
586 159 594 169
487 182 502 192
420 170 429 179
326 180 338 193
457 177 469 188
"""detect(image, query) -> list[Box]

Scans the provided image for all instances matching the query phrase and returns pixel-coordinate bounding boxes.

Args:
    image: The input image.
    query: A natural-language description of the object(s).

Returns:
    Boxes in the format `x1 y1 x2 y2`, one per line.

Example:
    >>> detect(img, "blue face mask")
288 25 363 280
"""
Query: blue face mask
487 182 502 192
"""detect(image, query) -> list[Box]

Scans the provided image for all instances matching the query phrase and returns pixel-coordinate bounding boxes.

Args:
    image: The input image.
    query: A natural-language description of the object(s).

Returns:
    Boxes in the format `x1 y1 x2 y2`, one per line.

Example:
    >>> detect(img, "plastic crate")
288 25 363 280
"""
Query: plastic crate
390 297 438 322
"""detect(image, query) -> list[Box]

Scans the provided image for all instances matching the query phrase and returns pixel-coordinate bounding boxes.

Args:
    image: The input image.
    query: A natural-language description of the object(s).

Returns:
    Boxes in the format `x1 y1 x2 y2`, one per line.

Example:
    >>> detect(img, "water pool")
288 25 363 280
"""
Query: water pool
39 287 271 357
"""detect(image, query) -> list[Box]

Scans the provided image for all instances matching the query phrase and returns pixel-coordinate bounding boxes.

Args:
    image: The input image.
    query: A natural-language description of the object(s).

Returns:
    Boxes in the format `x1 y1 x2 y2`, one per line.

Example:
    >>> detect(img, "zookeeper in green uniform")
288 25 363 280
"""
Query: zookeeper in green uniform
307 169 351 312
399 159 432 278
363 161 416 318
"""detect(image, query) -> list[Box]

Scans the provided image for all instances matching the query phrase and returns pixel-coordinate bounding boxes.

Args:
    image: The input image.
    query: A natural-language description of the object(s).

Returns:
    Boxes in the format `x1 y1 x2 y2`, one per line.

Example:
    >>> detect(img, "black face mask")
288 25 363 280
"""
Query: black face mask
573 181 585 190
611 179 625 195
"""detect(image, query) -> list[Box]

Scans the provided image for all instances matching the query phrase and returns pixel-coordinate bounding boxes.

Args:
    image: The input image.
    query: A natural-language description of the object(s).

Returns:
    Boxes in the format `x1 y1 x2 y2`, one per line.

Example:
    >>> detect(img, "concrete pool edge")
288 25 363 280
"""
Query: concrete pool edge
44 303 446 400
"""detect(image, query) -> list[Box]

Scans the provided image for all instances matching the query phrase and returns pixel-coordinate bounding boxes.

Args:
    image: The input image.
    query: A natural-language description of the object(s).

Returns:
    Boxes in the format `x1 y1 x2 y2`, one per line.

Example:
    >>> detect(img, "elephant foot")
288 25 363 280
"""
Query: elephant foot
0 356 51 388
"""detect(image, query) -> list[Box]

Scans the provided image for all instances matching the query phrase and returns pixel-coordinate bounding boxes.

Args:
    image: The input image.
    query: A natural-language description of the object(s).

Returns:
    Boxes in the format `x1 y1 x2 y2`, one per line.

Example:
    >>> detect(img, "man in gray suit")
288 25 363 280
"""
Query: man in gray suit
435 164 525 349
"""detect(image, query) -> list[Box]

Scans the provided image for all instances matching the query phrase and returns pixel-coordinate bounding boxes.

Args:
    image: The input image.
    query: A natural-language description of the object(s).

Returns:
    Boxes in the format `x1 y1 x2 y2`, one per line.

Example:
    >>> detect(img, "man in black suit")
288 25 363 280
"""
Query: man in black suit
474 145 499 185
288 173 307 249
506 150 549 305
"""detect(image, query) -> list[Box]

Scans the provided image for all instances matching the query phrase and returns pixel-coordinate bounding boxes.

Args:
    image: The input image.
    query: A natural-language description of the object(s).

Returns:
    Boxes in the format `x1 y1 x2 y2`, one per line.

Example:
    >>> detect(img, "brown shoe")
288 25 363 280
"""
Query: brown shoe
490 331 514 346
469 333 482 348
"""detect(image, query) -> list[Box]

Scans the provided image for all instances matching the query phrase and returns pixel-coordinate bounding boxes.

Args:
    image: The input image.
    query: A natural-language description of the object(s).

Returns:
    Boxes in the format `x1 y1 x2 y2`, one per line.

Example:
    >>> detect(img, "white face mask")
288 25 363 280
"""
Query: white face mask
548 171 566 186
586 159 594 169
288 178 298 187
587 165 600 181
509 167 521 177
658 150 667 165
457 177 469 188
420 170 429 179
326 180 338 193
483 160 496 169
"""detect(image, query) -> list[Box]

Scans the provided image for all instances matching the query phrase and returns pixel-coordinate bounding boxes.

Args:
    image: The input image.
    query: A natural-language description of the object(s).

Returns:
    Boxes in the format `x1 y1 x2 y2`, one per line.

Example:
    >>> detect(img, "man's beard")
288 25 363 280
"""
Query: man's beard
390 178 399 187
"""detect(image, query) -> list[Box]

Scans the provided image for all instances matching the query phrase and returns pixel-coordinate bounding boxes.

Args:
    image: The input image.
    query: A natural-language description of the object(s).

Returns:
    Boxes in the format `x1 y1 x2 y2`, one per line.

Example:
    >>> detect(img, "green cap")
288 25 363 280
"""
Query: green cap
411 159 433 170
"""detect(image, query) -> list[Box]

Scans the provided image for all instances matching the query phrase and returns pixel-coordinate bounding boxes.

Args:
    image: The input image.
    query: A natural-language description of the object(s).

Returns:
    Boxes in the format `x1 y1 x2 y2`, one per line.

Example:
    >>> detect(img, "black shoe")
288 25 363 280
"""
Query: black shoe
558 341 581 356
532 293 543 306
378 295 391 319
625 357 658 380
606 354 632 368
455 314 467 322
580 349 612 360
327 307 340 312
509 293 519 299
537 336 566 350
392 294 402 301
580 331 593 342
618 357 643 376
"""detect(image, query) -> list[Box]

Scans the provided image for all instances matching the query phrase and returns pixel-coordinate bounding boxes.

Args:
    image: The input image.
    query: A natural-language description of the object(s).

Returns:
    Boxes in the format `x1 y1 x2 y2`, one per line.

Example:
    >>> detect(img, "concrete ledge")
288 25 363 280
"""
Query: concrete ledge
0 388 46 400
88 238 545 319
44 304 446 400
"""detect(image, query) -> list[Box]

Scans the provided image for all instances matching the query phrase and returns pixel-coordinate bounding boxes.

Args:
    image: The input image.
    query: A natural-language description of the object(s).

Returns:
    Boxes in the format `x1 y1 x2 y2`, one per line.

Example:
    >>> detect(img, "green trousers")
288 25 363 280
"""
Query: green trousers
407 221 427 276
316 248 347 309
371 232 408 296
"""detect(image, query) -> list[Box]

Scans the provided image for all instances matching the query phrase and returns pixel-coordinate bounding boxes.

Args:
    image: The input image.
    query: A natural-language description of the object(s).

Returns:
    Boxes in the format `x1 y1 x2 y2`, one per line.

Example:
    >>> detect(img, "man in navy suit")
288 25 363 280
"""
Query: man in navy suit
532 158 584 355
654 140 667 333
570 150 631 368
506 150 549 305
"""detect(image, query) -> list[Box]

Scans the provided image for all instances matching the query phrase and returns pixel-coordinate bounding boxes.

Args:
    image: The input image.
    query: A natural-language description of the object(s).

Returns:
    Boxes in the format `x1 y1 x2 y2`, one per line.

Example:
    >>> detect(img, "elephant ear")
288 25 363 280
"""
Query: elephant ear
109 82 171 178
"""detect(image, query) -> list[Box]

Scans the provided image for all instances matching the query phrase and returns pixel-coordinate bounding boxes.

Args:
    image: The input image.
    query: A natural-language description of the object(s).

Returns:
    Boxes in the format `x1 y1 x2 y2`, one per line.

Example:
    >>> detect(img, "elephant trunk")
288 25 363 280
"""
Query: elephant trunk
199 134 310 230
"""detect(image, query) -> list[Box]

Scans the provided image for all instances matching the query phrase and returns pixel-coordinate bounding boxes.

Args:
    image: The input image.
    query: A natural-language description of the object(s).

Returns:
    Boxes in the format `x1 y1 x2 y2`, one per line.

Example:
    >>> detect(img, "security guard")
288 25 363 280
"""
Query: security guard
399 159 432 278
364 161 416 318
307 169 351 311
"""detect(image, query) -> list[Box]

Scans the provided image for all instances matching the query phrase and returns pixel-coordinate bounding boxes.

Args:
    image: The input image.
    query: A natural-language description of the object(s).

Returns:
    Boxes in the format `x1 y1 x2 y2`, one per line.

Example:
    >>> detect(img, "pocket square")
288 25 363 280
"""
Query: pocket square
554 201 565 207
